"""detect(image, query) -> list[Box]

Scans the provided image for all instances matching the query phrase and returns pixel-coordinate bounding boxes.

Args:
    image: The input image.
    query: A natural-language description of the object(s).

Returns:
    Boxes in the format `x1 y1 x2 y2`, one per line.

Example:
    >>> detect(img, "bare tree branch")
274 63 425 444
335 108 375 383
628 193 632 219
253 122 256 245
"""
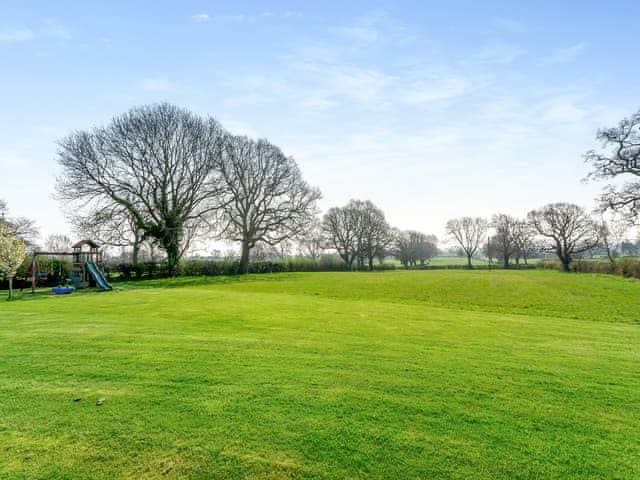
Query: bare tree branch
217 136 321 273
527 203 600 271
55 103 227 274
585 110 640 224
445 217 487 268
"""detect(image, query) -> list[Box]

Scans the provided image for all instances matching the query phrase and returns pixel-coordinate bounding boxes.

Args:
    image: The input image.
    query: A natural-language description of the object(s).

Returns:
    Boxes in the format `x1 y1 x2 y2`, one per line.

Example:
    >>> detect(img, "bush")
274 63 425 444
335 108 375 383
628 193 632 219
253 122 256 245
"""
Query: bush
106 255 357 281
536 260 561 270
536 257 640 279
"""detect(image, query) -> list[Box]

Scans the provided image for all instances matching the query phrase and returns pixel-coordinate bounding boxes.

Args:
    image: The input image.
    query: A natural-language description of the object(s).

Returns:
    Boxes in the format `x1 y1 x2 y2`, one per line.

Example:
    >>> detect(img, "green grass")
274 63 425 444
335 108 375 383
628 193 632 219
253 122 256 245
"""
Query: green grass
1 270 639 479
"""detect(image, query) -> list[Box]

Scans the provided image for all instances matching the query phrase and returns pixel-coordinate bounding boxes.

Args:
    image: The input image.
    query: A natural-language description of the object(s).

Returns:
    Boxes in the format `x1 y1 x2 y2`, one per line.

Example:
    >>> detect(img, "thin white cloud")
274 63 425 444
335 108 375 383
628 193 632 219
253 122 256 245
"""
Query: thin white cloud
139 77 172 92
224 12 488 112
0 21 71 44
541 95 589 123
334 25 379 44
538 43 586 66
203 11 301 23
491 18 527 33
401 72 473 104
331 10 413 47
225 62 392 111
42 20 71 41
470 42 525 64
191 13 210 23
215 13 246 22
0 27 34 43
301 63 392 106
331 12 383 44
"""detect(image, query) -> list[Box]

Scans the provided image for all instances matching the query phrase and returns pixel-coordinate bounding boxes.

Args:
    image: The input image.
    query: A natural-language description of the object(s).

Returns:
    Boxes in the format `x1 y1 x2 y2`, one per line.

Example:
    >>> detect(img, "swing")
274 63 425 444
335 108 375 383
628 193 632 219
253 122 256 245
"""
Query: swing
30 257 48 283
30 240 111 293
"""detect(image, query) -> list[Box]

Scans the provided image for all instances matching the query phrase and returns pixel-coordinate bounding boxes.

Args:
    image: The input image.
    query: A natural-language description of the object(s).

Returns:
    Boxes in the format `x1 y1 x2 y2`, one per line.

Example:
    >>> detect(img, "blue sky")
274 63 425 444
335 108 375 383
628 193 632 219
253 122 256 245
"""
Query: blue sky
1 0 639 247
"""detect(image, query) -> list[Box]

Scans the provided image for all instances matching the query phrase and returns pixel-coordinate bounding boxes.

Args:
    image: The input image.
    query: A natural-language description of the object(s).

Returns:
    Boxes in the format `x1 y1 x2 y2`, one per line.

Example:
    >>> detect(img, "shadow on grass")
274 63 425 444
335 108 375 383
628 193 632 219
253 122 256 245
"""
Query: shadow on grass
1 286 112 303
1 274 301 301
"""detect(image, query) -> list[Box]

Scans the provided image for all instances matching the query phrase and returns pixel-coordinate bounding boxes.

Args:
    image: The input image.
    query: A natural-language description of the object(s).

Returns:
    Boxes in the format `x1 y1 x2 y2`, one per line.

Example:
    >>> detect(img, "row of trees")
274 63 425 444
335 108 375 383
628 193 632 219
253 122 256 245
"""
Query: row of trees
5 105 638 287
316 200 634 273
444 204 608 272
321 200 439 270
440 107 640 272
323 200 391 270
56 103 321 275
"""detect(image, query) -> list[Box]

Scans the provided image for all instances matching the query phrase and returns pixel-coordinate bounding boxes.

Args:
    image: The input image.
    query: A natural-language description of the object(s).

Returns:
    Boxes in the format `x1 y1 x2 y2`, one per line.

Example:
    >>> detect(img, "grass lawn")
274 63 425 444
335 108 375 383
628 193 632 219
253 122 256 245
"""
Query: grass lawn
1 270 639 478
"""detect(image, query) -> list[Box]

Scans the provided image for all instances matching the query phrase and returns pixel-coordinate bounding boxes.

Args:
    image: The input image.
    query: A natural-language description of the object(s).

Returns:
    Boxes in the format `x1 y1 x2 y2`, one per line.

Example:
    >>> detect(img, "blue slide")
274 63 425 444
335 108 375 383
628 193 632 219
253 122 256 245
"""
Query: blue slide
86 262 113 291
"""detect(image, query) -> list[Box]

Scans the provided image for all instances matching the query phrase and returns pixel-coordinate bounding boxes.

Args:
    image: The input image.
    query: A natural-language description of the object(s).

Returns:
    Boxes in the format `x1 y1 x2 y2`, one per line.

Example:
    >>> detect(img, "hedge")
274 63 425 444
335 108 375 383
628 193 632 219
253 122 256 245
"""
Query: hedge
537 257 640 279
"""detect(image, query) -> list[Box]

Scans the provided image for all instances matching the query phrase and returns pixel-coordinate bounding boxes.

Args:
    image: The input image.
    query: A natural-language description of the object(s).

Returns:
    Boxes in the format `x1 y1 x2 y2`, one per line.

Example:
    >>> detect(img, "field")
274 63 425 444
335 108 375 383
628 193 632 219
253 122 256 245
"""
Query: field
1 270 639 479
427 256 488 266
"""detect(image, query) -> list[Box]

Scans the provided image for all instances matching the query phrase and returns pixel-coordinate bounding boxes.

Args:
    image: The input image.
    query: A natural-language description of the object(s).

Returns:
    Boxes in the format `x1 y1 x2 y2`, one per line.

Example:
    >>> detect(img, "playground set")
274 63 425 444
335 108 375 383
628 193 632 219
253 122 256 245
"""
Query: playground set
30 239 112 294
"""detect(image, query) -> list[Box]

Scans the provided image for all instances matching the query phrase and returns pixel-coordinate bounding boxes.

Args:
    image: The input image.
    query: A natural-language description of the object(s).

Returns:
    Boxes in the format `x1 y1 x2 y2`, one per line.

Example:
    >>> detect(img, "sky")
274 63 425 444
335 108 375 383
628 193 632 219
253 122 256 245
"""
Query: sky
1 0 639 250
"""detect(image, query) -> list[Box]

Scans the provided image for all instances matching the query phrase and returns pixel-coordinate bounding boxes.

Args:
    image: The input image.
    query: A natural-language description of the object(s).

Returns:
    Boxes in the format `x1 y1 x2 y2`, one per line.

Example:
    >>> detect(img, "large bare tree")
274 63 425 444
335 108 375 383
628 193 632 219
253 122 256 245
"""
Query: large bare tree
323 203 360 269
512 219 536 265
445 217 488 268
322 199 391 270
490 214 517 268
527 203 600 271
395 230 438 268
585 110 640 222
218 136 321 273
56 103 226 275
298 220 325 260
597 212 628 264
351 200 391 270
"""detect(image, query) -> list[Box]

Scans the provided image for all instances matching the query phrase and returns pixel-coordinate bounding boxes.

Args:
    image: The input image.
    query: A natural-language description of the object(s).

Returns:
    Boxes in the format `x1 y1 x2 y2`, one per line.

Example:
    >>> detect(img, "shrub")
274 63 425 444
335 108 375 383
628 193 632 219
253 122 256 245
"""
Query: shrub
537 257 640 279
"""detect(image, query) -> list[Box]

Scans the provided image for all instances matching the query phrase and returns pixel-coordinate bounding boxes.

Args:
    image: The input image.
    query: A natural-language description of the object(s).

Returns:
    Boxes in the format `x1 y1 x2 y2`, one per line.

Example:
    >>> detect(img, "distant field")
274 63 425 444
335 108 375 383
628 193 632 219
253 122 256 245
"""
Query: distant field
391 256 538 267
1 270 639 478
385 256 488 267
436 256 544 266
428 256 487 266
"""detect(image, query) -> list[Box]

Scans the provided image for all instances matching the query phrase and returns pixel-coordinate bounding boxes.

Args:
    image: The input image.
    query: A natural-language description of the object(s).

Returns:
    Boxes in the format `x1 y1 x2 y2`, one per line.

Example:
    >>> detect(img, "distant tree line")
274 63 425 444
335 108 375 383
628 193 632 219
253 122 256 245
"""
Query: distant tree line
4 104 640 286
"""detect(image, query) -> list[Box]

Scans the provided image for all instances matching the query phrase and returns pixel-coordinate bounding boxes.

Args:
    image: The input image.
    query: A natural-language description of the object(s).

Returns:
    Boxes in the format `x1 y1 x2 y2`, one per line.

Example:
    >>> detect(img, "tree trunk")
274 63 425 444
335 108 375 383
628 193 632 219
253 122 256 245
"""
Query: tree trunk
467 254 473 269
606 246 616 264
503 254 509 269
132 240 140 266
240 240 251 274
162 225 181 276
8 277 14 300
561 256 571 272
368 257 374 271
165 246 179 276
